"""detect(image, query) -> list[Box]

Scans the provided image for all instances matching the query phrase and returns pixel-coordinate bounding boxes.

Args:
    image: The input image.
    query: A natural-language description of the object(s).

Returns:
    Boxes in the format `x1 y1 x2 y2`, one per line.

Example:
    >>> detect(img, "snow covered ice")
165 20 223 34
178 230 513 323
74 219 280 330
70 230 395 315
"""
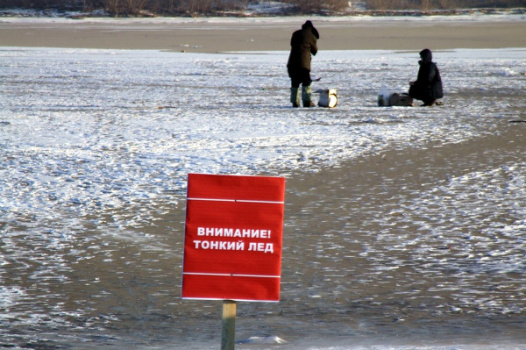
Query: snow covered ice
1 48 524 231
0 46 525 349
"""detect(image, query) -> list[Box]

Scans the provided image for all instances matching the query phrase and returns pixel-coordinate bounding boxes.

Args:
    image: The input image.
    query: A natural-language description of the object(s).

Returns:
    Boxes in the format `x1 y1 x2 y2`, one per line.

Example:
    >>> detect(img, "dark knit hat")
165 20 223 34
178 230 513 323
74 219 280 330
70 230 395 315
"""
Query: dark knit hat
419 48 432 62
302 20 319 39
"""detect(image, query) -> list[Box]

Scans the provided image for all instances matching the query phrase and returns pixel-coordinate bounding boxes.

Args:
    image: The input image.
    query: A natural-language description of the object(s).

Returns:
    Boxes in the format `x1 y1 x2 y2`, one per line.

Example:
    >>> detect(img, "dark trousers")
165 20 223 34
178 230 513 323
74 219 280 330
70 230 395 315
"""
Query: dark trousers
409 83 436 105
288 67 312 88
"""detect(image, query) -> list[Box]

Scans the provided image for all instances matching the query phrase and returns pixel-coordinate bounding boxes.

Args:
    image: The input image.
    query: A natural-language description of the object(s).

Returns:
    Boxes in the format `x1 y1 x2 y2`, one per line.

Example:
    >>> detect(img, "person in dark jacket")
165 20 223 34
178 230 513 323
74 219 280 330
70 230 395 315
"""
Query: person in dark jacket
287 20 319 107
409 48 443 106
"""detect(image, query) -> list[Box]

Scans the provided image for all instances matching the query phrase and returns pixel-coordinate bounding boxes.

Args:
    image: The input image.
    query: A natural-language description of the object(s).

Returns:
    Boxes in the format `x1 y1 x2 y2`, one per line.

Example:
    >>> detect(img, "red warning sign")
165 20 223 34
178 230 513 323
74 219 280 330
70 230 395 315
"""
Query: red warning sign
182 173 286 302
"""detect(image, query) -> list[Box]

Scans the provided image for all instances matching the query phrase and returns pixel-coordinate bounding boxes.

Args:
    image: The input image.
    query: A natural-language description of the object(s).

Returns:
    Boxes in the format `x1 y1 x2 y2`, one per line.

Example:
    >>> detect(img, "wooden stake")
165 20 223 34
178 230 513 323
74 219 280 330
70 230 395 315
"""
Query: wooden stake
221 300 236 350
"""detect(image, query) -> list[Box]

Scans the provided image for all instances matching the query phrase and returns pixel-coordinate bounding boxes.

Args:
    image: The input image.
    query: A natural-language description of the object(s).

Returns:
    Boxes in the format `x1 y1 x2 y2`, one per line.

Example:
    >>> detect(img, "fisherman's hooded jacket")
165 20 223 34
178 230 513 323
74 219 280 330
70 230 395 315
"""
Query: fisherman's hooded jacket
287 20 319 72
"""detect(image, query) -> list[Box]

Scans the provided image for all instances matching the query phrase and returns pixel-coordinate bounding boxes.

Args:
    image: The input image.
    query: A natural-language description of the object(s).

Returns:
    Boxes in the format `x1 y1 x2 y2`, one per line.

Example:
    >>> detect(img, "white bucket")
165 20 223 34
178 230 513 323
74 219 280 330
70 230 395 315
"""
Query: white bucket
317 89 338 108
377 86 391 106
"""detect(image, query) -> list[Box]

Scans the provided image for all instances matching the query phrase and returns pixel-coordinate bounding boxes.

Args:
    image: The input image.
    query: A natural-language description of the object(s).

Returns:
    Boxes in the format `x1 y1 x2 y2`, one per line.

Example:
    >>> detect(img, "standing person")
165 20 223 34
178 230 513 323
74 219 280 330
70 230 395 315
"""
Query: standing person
409 48 443 106
287 20 319 108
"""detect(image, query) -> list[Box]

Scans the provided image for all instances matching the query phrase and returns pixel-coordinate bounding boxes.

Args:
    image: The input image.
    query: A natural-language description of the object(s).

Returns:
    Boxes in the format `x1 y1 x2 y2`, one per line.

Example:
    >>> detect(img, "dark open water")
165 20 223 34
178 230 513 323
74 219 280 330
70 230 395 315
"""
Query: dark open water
2 122 524 350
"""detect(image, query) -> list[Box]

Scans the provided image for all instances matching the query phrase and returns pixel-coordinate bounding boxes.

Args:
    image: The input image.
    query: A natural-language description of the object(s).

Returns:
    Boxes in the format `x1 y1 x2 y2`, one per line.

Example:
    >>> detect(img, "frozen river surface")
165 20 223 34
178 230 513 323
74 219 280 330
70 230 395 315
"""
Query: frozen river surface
0 47 525 349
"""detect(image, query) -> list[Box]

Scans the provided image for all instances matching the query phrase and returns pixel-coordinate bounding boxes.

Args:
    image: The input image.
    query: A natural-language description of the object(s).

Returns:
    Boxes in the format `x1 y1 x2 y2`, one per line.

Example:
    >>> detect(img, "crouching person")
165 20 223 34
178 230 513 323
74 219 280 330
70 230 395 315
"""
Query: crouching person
287 20 319 107
409 48 443 106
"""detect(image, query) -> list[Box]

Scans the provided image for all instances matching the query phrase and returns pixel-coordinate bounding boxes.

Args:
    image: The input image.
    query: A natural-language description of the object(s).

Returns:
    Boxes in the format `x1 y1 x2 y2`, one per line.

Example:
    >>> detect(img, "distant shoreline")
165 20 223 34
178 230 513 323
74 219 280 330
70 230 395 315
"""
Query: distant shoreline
1 6 525 18
1 14 525 52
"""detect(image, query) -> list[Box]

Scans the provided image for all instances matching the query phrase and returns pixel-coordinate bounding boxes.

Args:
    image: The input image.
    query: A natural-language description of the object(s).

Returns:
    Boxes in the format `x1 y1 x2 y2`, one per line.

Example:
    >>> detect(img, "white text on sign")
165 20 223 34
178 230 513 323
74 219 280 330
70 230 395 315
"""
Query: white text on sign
197 227 272 239
193 240 275 254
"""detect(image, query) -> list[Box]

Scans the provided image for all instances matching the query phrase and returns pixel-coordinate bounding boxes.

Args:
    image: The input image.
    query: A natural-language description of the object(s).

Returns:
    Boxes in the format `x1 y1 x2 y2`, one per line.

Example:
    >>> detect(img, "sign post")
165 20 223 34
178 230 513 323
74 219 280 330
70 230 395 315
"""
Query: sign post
221 300 236 350
182 173 286 348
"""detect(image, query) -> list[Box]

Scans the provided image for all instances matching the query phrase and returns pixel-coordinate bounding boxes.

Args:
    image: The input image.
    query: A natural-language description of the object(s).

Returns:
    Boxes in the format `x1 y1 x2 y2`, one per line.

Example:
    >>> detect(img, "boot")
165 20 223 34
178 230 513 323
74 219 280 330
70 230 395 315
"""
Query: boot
302 86 315 107
290 87 300 107
422 99 436 107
